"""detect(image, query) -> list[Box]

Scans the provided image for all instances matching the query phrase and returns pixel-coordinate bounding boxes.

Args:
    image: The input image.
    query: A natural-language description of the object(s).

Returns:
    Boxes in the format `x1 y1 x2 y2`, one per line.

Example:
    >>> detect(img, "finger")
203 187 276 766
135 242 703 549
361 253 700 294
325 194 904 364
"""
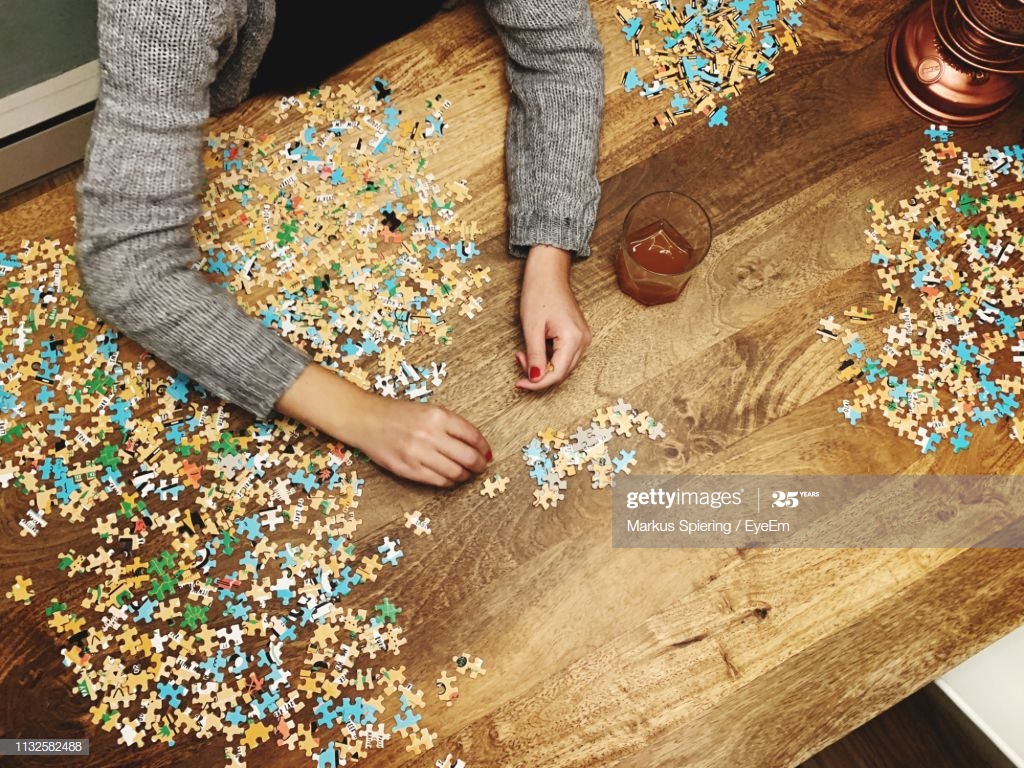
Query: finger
567 326 591 378
516 372 545 390
389 457 452 488
520 327 582 390
425 451 473 484
444 413 492 462
545 343 576 385
438 433 488 474
567 335 590 378
569 347 585 378
412 466 456 488
522 341 574 391
514 351 535 389
523 322 549 385
516 343 550 390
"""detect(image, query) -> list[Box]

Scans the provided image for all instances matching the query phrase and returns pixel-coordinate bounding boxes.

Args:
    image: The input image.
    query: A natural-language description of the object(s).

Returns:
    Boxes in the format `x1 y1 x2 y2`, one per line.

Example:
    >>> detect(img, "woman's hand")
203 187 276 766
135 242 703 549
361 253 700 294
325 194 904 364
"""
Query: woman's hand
276 364 491 487
516 244 591 391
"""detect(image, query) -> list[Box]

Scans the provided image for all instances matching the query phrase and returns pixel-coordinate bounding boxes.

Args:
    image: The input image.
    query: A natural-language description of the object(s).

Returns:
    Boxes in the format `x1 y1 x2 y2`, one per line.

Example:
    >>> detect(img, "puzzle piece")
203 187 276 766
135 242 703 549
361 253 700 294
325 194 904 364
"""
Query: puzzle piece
452 653 486 679
435 671 459 706
403 510 432 536
479 473 510 498
6 575 34 604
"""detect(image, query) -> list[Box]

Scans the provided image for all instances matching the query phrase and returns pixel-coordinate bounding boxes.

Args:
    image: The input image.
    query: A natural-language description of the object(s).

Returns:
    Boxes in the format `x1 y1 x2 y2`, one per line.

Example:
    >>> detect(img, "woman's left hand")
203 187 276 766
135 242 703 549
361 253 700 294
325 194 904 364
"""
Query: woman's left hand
516 244 591 391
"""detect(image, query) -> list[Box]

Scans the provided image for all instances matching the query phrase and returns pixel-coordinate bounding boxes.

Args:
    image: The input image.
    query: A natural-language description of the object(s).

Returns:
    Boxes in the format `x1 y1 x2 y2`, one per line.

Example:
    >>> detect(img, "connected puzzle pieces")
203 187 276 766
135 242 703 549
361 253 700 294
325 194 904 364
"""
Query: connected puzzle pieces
452 652 486 679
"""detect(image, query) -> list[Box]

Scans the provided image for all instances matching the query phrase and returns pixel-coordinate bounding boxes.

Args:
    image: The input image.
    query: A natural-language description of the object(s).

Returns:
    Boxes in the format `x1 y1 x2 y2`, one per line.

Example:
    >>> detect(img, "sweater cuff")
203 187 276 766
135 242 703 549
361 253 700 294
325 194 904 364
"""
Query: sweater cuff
236 336 311 419
508 210 593 260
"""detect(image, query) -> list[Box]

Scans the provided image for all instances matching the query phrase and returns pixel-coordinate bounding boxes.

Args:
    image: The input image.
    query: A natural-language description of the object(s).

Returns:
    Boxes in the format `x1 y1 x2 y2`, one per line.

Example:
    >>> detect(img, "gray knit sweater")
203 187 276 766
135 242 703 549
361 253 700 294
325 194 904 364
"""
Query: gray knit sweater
77 0 604 418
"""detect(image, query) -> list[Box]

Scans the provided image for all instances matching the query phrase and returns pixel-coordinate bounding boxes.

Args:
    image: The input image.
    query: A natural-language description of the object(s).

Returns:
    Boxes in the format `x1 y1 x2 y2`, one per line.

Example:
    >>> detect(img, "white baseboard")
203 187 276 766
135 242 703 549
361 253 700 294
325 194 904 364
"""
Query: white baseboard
0 110 92 195
0 60 99 140
937 624 1024 768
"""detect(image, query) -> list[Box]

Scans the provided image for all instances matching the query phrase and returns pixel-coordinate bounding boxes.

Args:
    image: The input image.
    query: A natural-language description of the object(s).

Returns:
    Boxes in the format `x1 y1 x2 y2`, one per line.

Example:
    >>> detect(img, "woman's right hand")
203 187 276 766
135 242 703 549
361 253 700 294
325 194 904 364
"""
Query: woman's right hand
276 364 491 487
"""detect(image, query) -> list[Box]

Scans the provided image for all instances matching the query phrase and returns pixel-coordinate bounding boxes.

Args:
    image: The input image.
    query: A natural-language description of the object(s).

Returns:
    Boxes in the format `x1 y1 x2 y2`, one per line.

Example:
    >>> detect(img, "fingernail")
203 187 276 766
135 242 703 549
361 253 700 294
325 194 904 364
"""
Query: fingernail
486 451 493 461
529 366 541 381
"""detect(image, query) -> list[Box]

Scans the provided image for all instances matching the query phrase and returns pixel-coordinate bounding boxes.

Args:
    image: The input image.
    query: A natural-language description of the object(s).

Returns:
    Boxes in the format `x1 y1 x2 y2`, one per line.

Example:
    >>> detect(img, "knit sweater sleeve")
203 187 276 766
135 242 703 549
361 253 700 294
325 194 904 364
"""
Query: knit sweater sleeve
483 0 604 258
76 0 310 418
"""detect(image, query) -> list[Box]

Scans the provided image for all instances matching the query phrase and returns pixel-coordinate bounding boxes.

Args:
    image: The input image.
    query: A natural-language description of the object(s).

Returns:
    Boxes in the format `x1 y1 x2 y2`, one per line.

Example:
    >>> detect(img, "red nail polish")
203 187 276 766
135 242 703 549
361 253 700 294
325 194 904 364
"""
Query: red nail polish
486 451 493 461
529 366 541 381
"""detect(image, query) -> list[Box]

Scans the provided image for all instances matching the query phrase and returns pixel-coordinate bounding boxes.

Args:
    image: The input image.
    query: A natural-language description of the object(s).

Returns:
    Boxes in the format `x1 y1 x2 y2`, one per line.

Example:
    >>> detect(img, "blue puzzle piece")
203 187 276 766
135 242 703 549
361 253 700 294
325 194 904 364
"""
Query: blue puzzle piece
973 408 999 427
757 0 779 26
392 708 421 733
133 598 158 624
288 469 318 492
225 706 247 727
707 105 729 127
235 514 264 541
157 681 186 709
978 376 1001 402
950 424 972 453
952 340 979 364
382 106 401 130
317 742 338 768
47 408 71 436
996 391 1019 418
314 697 341 729
622 67 643 93
333 566 362 598
838 404 862 425
924 125 954 143
612 450 637 473
340 697 373 725
997 312 1019 337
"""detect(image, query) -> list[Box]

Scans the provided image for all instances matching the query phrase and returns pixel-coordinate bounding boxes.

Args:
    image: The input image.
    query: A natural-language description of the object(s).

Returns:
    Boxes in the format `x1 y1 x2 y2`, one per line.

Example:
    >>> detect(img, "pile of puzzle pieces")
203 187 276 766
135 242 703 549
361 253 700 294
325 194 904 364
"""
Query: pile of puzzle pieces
0 78 490 767
198 77 488 397
617 0 807 129
818 125 1024 454
522 400 667 509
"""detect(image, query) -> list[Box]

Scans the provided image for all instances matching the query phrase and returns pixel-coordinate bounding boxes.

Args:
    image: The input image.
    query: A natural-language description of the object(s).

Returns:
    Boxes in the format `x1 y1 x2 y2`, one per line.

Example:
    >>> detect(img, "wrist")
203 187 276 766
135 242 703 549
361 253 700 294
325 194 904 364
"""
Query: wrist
275 364 374 445
525 244 572 280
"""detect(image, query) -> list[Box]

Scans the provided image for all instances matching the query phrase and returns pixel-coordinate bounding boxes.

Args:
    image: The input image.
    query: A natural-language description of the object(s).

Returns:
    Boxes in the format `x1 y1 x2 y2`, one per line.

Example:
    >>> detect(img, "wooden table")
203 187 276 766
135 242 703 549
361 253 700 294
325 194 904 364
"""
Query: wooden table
2 1 1024 766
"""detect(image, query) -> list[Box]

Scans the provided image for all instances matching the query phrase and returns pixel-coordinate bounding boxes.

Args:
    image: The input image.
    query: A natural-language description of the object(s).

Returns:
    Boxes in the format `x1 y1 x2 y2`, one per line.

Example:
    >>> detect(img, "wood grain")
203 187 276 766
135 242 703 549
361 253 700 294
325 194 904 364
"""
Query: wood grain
2 1 1024 767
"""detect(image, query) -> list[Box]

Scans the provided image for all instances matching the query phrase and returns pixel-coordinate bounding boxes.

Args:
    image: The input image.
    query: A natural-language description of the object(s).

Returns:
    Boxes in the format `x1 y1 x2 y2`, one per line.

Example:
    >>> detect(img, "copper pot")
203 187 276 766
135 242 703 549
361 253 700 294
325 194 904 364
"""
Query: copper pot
887 0 1024 125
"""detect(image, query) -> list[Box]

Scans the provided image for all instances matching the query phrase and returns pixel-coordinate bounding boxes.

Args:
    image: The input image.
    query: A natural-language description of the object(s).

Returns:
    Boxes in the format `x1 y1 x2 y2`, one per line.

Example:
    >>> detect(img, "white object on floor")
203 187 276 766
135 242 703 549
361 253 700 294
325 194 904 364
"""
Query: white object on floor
937 623 1024 768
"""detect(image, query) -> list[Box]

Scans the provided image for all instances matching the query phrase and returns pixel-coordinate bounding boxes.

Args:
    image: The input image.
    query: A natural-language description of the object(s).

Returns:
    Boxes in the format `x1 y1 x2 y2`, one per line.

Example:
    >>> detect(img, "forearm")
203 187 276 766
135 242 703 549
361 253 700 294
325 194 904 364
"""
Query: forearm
275 364 371 439
75 208 310 417
485 0 605 258
77 0 309 418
